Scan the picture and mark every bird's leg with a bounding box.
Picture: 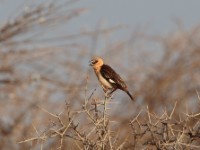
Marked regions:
[102,85,109,99]
[102,85,107,93]
[108,88,117,97]
[104,89,110,99]
[105,90,110,99]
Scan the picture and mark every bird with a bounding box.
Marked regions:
[89,57,134,101]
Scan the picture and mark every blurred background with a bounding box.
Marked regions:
[1,0,200,149]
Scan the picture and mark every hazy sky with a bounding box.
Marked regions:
[79,0,200,34]
[0,0,200,35]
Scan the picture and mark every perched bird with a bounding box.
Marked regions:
[89,57,134,101]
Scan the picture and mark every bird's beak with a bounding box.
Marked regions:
[89,60,93,66]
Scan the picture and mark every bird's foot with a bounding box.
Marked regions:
[105,92,114,99]
[104,91,110,99]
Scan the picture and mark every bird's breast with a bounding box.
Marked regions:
[96,72,113,89]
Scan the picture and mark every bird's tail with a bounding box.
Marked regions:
[126,90,134,101]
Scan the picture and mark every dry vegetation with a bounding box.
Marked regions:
[0,0,200,149]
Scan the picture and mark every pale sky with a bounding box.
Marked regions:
[0,0,200,35]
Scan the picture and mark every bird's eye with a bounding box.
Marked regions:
[91,60,98,64]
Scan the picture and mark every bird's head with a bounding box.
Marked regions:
[89,57,104,69]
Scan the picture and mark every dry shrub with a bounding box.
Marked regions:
[0,0,200,149]
[18,94,200,150]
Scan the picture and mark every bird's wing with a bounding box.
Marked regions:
[101,64,127,89]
